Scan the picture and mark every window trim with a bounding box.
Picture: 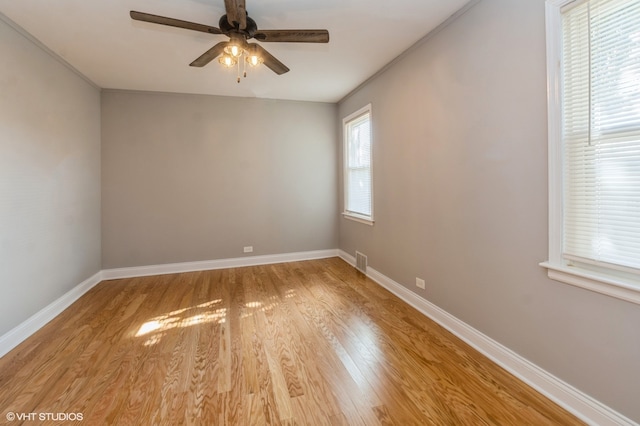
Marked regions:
[541,0,640,305]
[342,104,374,226]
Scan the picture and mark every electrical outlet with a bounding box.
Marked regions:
[243,246,253,253]
[416,278,426,289]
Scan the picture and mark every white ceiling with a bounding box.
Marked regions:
[0,0,469,103]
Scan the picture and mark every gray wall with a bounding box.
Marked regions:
[3,1,637,421]
[338,0,640,422]
[0,16,101,336]
[101,91,338,268]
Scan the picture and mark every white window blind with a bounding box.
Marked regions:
[561,0,640,273]
[344,106,373,222]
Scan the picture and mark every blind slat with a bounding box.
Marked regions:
[562,0,640,272]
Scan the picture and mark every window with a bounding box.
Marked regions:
[343,104,373,225]
[543,0,640,304]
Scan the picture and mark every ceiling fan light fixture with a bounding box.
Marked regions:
[218,54,237,67]
[223,43,243,58]
[246,54,263,67]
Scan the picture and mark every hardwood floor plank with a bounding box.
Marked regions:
[243,392,267,426]
[255,268,306,399]
[240,268,265,397]
[265,265,350,421]
[270,265,393,425]
[0,258,584,425]
[246,312,282,425]
[261,321,295,423]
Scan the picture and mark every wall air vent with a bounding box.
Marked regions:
[355,251,367,274]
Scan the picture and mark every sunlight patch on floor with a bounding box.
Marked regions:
[134,299,226,345]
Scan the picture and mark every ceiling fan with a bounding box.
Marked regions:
[130,0,329,80]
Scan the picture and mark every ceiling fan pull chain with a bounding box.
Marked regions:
[237,57,241,83]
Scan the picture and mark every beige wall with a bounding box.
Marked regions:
[0,16,101,336]
[101,91,338,268]
[338,0,640,421]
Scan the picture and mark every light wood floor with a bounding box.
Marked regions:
[0,258,583,425]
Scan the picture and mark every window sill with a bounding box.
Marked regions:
[342,212,374,226]
[540,261,640,305]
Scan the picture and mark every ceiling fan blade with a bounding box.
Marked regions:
[251,44,289,75]
[224,0,247,30]
[190,42,228,67]
[253,30,329,43]
[130,11,222,35]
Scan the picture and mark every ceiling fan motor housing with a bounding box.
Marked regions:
[219,14,258,38]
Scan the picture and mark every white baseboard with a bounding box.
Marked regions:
[338,250,637,426]
[0,271,103,358]
[101,249,339,280]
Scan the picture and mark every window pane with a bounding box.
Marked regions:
[348,118,371,169]
[562,0,640,272]
[347,168,372,216]
[344,107,372,220]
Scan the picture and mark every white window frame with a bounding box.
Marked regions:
[342,104,374,225]
[541,0,640,305]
